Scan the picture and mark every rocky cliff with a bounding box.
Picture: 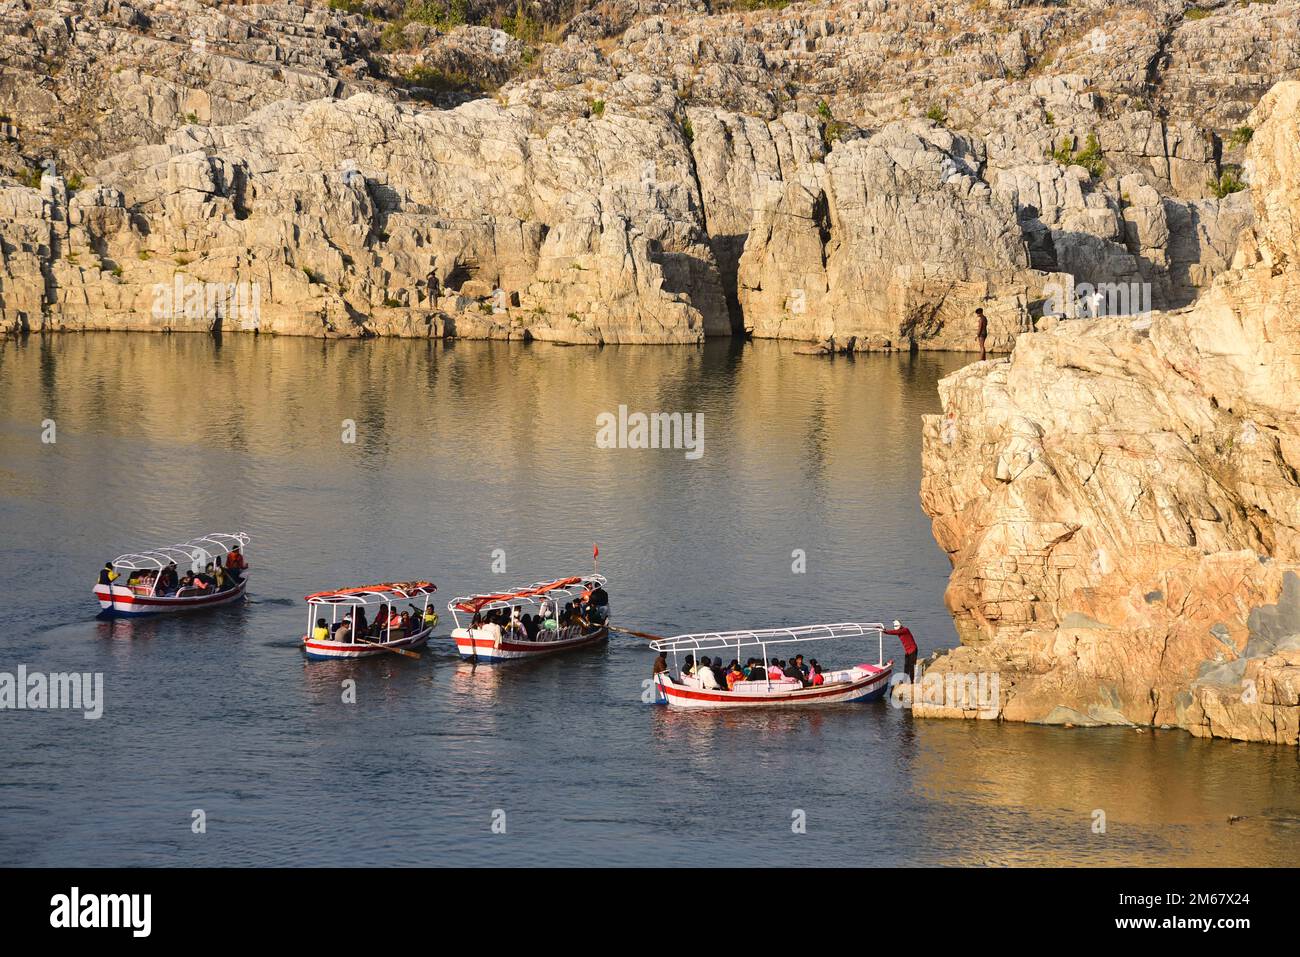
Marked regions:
[0,0,1294,343]
[918,81,1300,746]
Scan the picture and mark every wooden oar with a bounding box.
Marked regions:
[610,625,664,642]
[352,634,421,659]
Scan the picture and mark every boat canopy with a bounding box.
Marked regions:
[306,581,437,606]
[109,532,250,571]
[449,574,607,615]
[649,622,885,654]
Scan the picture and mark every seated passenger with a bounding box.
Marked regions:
[767,658,785,680]
[696,657,721,690]
[158,564,178,595]
[680,655,696,681]
[811,663,825,686]
[312,618,329,642]
[725,662,745,690]
[482,616,503,648]
[792,654,810,679]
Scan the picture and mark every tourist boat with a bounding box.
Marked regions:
[448,575,610,663]
[300,581,438,660]
[92,532,250,617]
[650,622,894,709]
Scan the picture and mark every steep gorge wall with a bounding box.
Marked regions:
[917,81,1300,745]
[0,0,1296,343]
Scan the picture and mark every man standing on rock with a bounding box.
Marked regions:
[885,619,918,681]
[975,307,988,360]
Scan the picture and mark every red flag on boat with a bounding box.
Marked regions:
[593,543,599,559]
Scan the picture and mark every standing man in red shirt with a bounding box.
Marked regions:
[884,619,918,680]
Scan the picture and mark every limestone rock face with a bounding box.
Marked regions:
[1,91,717,341]
[1,1,1297,343]
[737,121,1040,350]
[917,81,1300,745]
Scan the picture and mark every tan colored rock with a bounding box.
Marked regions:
[917,81,1300,745]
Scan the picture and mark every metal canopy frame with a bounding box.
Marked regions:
[304,582,438,645]
[447,574,607,625]
[651,622,887,679]
[306,582,438,608]
[110,532,250,572]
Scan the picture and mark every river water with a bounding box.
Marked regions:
[1,333,1297,866]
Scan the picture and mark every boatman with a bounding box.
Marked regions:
[98,562,118,587]
[225,546,247,582]
[884,620,918,681]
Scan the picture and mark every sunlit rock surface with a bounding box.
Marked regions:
[918,82,1300,745]
[1,0,1297,343]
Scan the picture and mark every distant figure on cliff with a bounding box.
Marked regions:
[975,308,988,360]
[885,620,918,680]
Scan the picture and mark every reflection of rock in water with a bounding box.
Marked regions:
[907,721,1297,866]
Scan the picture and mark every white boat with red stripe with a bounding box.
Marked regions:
[92,532,250,617]
[650,623,894,710]
[301,581,438,660]
[448,574,610,663]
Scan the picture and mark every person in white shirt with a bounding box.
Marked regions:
[696,656,721,690]
[482,617,504,649]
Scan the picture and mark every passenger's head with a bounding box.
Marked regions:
[794,654,804,665]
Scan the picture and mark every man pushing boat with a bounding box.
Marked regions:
[884,620,918,680]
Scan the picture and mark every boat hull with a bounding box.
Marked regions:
[93,579,248,617]
[654,662,893,709]
[453,624,609,663]
[301,625,434,660]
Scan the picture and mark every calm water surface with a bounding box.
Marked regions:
[1,333,1297,866]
